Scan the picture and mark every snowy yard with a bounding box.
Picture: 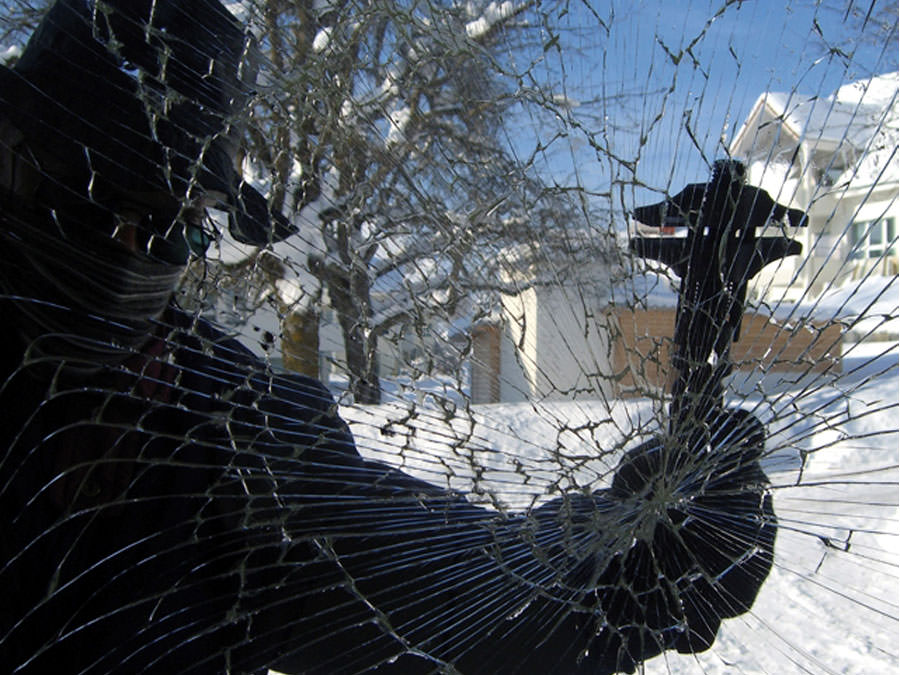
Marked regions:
[339,340,899,674]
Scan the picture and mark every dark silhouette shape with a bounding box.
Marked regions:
[1,0,295,253]
[1,4,777,673]
[630,160,807,429]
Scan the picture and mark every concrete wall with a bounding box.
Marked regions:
[472,300,844,403]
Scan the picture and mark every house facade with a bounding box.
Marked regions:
[473,74,899,405]
[729,72,898,303]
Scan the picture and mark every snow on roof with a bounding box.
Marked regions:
[757,73,897,150]
[767,275,898,336]
[609,271,679,309]
[735,72,898,187]
[835,73,899,108]
[610,270,897,342]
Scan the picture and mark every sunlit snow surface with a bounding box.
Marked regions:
[332,341,899,675]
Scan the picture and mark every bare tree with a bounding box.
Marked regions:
[234,0,596,403]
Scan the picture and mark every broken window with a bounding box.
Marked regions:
[1,1,897,674]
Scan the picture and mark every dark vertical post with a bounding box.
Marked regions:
[630,159,807,441]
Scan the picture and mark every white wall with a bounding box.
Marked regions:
[533,283,614,400]
[497,279,614,402]
[499,286,536,402]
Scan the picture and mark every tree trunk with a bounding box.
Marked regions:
[340,316,381,405]
[282,307,320,379]
[321,263,382,405]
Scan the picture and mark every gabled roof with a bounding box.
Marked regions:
[731,72,898,188]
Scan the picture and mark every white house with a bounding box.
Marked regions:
[470,243,618,404]
[729,72,899,302]
[471,74,900,404]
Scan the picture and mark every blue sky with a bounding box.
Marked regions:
[2,0,894,216]
[509,0,898,212]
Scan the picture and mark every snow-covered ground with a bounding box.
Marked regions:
[655,347,899,674]
[338,340,899,674]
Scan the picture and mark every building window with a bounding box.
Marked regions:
[851,217,897,259]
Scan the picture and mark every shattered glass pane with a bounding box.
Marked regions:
[1,1,896,673]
